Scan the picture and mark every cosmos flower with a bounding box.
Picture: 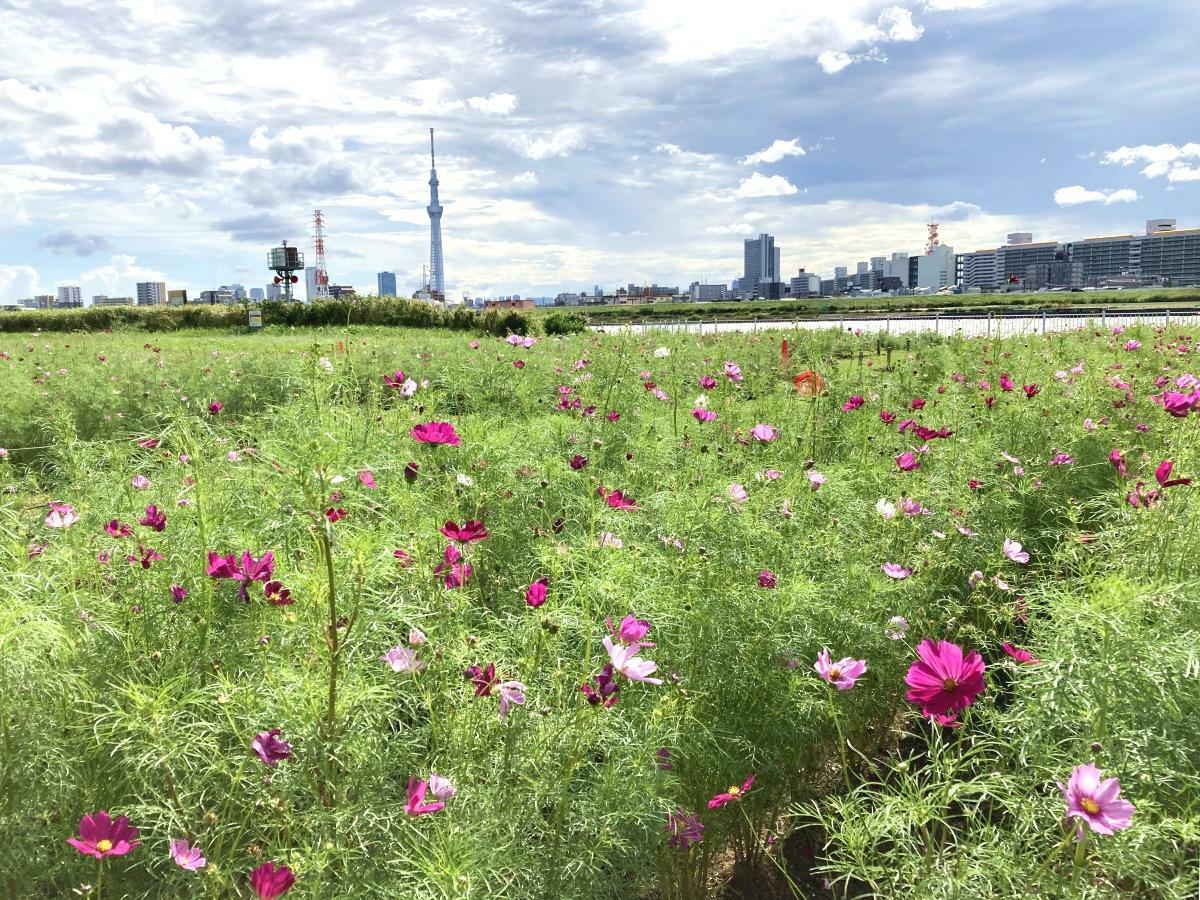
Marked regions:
[728,483,749,503]
[749,423,778,442]
[45,502,79,529]
[497,681,527,719]
[428,772,456,800]
[598,486,638,510]
[105,520,133,538]
[603,636,663,684]
[358,470,377,489]
[440,519,490,543]
[723,361,743,382]
[251,728,293,767]
[904,639,986,725]
[434,544,472,588]
[699,375,717,389]
[67,811,140,859]
[807,470,826,490]
[692,408,717,422]
[1001,642,1038,664]
[708,774,755,809]
[410,422,462,446]
[250,862,295,899]
[170,584,188,603]
[885,616,909,640]
[1059,763,1135,837]
[581,664,621,708]
[665,808,705,850]
[169,839,206,871]
[895,451,920,472]
[876,499,896,520]
[1003,539,1030,564]
[881,562,912,580]
[813,649,867,690]
[841,395,865,412]
[758,569,777,588]
[207,401,223,416]
[139,505,166,532]
[263,581,293,606]
[405,778,446,816]
[525,577,549,608]
[1155,459,1192,489]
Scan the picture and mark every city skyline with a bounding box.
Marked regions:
[2,0,1199,305]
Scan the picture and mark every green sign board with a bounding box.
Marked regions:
[247,308,263,330]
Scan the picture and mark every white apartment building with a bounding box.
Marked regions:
[136,281,167,305]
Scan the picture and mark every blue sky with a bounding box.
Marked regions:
[1,0,1198,303]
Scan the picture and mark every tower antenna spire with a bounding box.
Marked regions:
[426,128,445,302]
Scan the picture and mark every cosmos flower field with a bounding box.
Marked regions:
[0,324,1197,899]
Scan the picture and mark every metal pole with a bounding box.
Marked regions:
[1101,309,1106,329]
[885,315,890,334]
[1042,310,1046,335]
[935,313,939,334]
[1166,309,1171,328]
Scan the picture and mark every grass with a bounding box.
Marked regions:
[0,324,1197,898]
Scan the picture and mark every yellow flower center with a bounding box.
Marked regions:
[1080,797,1100,815]
[727,786,741,796]
[828,667,842,680]
[942,678,959,691]
[96,839,113,853]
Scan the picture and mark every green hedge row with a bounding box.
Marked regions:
[0,298,565,336]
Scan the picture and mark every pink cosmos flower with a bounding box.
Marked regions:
[1022,383,1040,398]
[881,562,911,579]
[968,570,984,588]
[814,649,867,690]
[252,728,293,767]
[1003,538,1030,564]
[905,639,986,725]
[139,505,166,532]
[410,421,462,445]
[170,584,188,603]
[440,519,489,543]
[758,569,777,588]
[358,470,377,489]
[581,663,621,708]
[207,401,223,416]
[895,451,920,472]
[841,395,865,412]
[603,635,663,684]
[609,614,652,646]
[1109,449,1128,477]
[383,370,407,389]
[598,486,638,510]
[251,862,295,899]
[1059,763,1135,837]
[692,408,716,422]
[170,839,206,871]
[999,373,1015,392]
[126,545,163,569]
[381,645,426,672]
[45,502,79,528]
[750,423,778,442]
[1049,452,1074,466]
[68,811,140,859]
[759,468,782,481]
[465,663,498,697]
[723,361,743,382]
[263,580,293,606]
[434,544,472,588]
[1155,459,1192,489]
[708,774,755,809]
[105,519,132,538]
[807,470,826,490]
[1001,642,1038,664]
[525,577,549,607]
[405,777,445,816]
[728,483,749,503]
[497,681,527,718]
[408,628,426,646]
[599,531,623,549]
[131,474,151,489]
[665,808,705,850]
[1123,339,1141,351]
[428,772,456,800]
[393,549,414,567]
[880,409,896,424]
[699,375,717,389]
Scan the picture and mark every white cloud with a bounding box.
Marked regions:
[742,138,806,165]
[467,92,518,115]
[1053,185,1140,206]
[818,50,855,74]
[733,172,800,199]
[705,222,757,235]
[512,171,538,187]
[0,265,40,303]
[879,7,924,41]
[511,126,586,160]
[80,254,167,288]
[923,0,987,9]
[249,125,343,165]
[1102,142,1200,182]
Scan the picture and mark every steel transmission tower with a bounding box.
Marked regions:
[312,209,331,299]
[426,129,445,300]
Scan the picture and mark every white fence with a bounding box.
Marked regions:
[595,309,1200,338]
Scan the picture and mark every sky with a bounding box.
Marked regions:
[2,0,1199,304]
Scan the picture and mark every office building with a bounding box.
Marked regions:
[1007,233,1033,246]
[200,289,235,304]
[789,270,820,298]
[1000,241,1060,287]
[961,248,1001,291]
[168,289,188,306]
[136,281,168,306]
[834,266,848,279]
[266,284,283,301]
[92,295,133,307]
[56,285,82,308]
[378,271,397,297]
[221,284,246,301]
[689,282,728,301]
[249,288,265,302]
[744,234,780,293]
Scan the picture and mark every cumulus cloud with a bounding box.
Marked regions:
[0,265,40,303]
[1053,185,1140,206]
[249,126,343,166]
[818,50,855,74]
[705,222,757,235]
[1102,142,1200,182]
[80,255,166,288]
[878,7,924,41]
[38,231,112,257]
[212,214,297,243]
[467,92,519,115]
[742,139,805,166]
[732,172,800,199]
[510,126,586,160]
[513,171,539,187]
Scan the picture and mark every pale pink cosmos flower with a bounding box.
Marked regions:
[968,570,984,588]
[814,649,867,690]
[599,531,623,549]
[876,498,896,520]
[992,574,1011,592]
[170,839,206,871]
[381,645,426,673]
[806,470,826,490]
[603,636,663,684]
[780,499,794,518]
[881,562,911,580]
[408,628,427,646]
[728,483,749,503]
[131,475,151,489]
[757,468,783,481]
[1059,763,1135,838]
[1003,539,1029,564]
[749,423,778,443]
[428,772,456,800]
[45,502,79,529]
[497,681,526,719]
[885,616,909,640]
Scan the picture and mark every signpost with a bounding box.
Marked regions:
[248,308,263,330]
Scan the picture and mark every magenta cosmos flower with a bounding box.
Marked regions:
[692,408,716,422]
[525,577,549,607]
[434,544,472,588]
[252,728,293,767]
[708,773,755,809]
[170,839,206,871]
[67,811,140,859]
[749,423,778,442]
[405,777,446,816]
[905,639,986,725]
[440,519,489,543]
[410,421,462,445]
[895,451,921,472]
[1059,763,1135,837]
[757,569,777,588]
[664,808,705,850]
[580,663,621,708]
[598,486,638,509]
[814,649,867,690]
[1001,642,1038,664]
[841,395,864,412]
[250,861,295,899]
[1155,459,1192,489]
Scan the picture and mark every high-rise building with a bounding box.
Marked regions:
[136,281,167,306]
[789,270,820,298]
[856,261,869,275]
[427,128,445,299]
[689,282,728,301]
[743,234,780,292]
[916,244,956,289]
[834,266,848,279]
[168,289,188,305]
[55,285,82,307]
[1000,241,1060,287]
[266,284,283,301]
[1007,233,1033,246]
[1146,219,1176,234]
[961,249,1001,291]
[377,271,397,297]
[249,288,265,302]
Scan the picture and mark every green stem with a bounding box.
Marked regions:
[826,690,852,793]
[738,805,808,899]
[1027,826,1077,889]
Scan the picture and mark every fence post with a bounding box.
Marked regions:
[987,311,992,339]
[935,313,939,334]
[1042,310,1047,335]
[1166,309,1171,328]
[885,315,890,334]
[1101,309,1106,329]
